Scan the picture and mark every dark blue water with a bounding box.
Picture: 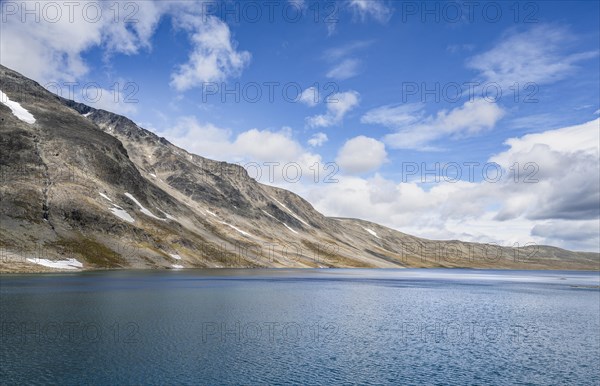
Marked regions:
[1,269,599,385]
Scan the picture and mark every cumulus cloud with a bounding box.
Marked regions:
[306,90,360,128]
[308,132,328,147]
[170,15,251,92]
[531,221,600,252]
[493,119,599,160]
[0,1,164,83]
[232,128,307,162]
[299,118,600,251]
[163,117,295,161]
[161,117,233,157]
[305,175,491,241]
[336,136,387,174]
[489,119,600,221]
[377,98,505,149]
[0,1,251,94]
[82,86,138,115]
[158,117,321,184]
[299,87,319,107]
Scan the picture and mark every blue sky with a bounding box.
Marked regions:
[1,0,599,251]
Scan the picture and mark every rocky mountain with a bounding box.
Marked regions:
[1,65,598,272]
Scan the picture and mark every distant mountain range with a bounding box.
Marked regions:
[1,65,598,272]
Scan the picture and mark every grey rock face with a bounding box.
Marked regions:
[1,65,598,272]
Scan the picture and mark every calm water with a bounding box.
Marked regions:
[1,269,599,385]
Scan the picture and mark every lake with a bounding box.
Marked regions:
[1,269,599,385]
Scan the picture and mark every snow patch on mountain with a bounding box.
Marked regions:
[109,205,135,223]
[363,227,381,239]
[270,196,310,227]
[220,221,252,237]
[0,90,35,124]
[261,209,277,220]
[27,258,83,270]
[124,193,162,220]
[99,192,113,202]
[156,207,177,221]
[284,223,299,234]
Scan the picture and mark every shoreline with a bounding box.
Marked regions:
[2,266,600,275]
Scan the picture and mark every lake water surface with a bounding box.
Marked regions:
[1,269,599,385]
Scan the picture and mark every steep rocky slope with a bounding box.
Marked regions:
[1,65,598,272]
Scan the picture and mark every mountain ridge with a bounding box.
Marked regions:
[1,64,598,272]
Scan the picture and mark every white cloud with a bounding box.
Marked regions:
[336,136,387,174]
[306,90,360,128]
[0,1,164,83]
[162,117,301,162]
[531,220,600,252]
[305,175,498,243]
[380,98,505,149]
[347,0,393,23]
[308,132,328,147]
[489,118,600,221]
[361,103,423,127]
[163,117,233,158]
[232,128,306,162]
[81,87,138,115]
[323,41,372,81]
[324,40,374,62]
[299,119,600,251]
[158,117,322,184]
[467,25,598,87]
[493,119,599,160]
[0,2,251,94]
[326,58,361,80]
[170,15,251,92]
[299,87,319,107]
